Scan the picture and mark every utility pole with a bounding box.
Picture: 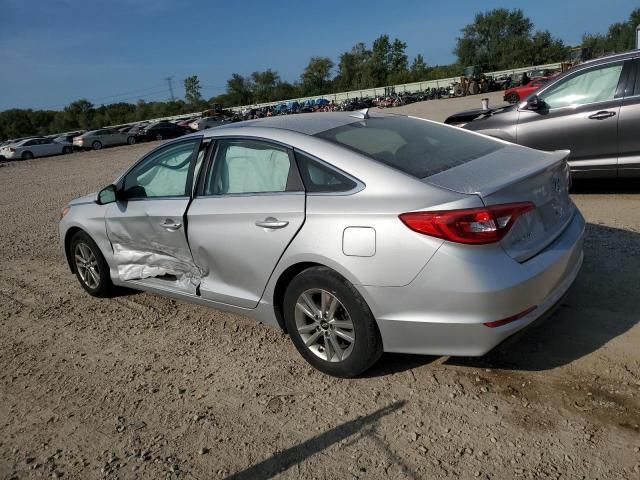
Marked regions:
[165,76,175,101]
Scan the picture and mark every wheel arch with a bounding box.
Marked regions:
[64,226,92,273]
[272,261,323,332]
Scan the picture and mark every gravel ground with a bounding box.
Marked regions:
[1,99,639,480]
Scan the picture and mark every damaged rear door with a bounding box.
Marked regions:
[105,138,203,292]
[187,138,305,308]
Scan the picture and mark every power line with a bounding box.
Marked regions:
[37,83,171,110]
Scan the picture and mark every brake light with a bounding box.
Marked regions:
[399,202,535,244]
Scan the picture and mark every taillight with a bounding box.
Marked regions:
[399,202,535,245]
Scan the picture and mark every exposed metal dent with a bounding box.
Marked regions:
[111,241,205,287]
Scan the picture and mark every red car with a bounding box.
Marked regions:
[503,77,551,104]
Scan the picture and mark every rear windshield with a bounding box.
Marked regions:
[314,116,501,178]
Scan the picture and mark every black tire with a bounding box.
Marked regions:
[127,136,136,145]
[155,134,163,141]
[62,146,72,154]
[506,92,519,104]
[283,266,383,377]
[92,141,102,150]
[70,231,115,298]
[21,151,33,160]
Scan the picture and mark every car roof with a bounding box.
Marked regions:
[580,48,640,66]
[212,111,395,136]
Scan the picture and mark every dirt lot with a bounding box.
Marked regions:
[1,99,639,480]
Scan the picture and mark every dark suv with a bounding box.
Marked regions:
[445,50,640,178]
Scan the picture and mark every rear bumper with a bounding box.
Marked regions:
[361,211,585,356]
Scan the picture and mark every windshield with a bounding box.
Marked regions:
[314,116,501,179]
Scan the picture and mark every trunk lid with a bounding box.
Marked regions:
[425,144,574,262]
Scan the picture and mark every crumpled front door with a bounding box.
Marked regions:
[105,198,203,293]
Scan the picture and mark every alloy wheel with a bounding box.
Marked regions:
[294,289,355,362]
[74,242,100,289]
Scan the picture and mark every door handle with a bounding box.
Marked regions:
[255,217,289,229]
[161,219,182,231]
[588,111,616,120]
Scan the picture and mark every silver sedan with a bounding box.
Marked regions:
[59,112,585,377]
[73,128,136,150]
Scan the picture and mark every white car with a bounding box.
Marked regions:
[0,137,73,160]
[188,117,226,131]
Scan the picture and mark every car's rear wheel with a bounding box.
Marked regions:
[506,92,519,104]
[127,136,136,145]
[283,266,383,377]
[70,231,115,297]
[155,134,163,141]
[92,141,102,150]
[21,151,33,160]
[62,146,72,154]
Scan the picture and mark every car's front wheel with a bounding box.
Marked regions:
[92,141,102,150]
[127,136,136,145]
[506,92,519,104]
[283,266,383,377]
[70,231,115,297]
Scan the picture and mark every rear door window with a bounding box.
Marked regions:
[205,140,294,195]
[315,116,501,178]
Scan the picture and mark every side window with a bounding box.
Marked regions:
[123,140,197,199]
[295,151,357,193]
[205,140,292,195]
[539,63,623,108]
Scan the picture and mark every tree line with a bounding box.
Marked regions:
[1,7,638,140]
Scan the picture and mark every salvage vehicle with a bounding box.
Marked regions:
[503,76,551,103]
[444,50,640,178]
[73,128,137,150]
[139,121,187,141]
[1,136,73,160]
[188,116,226,131]
[54,131,85,145]
[60,111,584,377]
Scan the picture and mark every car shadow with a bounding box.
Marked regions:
[224,400,407,480]
[362,353,438,378]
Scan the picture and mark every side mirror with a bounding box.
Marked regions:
[526,95,544,111]
[97,184,119,205]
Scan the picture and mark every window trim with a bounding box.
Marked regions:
[524,59,626,112]
[116,136,203,201]
[293,148,364,196]
[631,58,640,97]
[196,136,303,198]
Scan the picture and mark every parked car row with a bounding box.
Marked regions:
[0,115,234,161]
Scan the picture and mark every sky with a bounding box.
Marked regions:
[0,0,636,111]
